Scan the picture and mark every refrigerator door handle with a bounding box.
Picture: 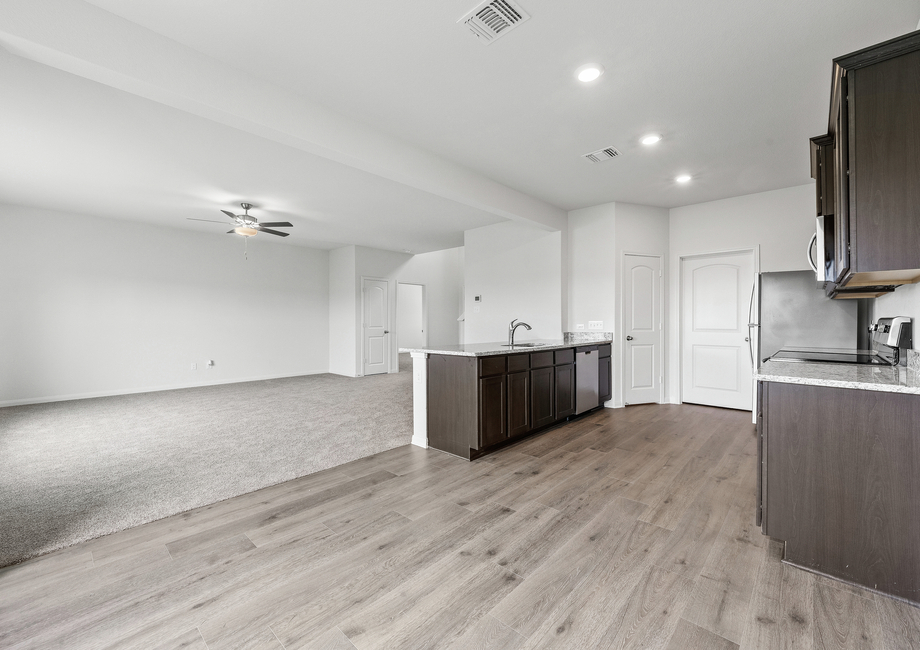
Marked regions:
[747,279,757,368]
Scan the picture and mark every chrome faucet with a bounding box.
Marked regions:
[508,319,532,346]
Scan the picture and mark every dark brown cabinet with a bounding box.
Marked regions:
[530,365,555,429]
[598,344,612,402]
[507,370,530,437]
[812,32,920,298]
[554,363,575,418]
[759,381,920,604]
[427,343,611,460]
[478,374,506,448]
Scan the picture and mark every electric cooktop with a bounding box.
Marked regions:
[768,347,892,366]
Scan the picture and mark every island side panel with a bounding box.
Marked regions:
[765,381,920,603]
[427,354,478,460]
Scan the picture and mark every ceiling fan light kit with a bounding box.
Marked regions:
[187,202,294,238]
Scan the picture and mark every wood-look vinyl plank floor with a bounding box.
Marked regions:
[1,404,913,650]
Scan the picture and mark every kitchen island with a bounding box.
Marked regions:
[754,359,920,605]
[402,340,611,460]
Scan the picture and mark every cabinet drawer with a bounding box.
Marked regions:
[598,344,611,358]
[531,351,554,369]
[555,348,575,365]
[507,353,530,372]
[479,355,506,377]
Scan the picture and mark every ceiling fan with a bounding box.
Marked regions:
[188,203,293,237]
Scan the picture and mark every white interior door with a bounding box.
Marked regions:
[681,251,755,410]
[397,283,426,350]
[623,254,662,405]
[363,278,389,376]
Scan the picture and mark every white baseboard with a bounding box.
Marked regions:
[0,370,327,408]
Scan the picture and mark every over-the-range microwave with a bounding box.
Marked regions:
[807,215,834,284]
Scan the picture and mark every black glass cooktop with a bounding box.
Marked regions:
[769,347,892,366]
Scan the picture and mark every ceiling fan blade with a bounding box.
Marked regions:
[220,210,238,219]
[257,227,290,237]
[257,221,293,228]
[188,218,234,224]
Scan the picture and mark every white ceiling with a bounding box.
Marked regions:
[1,0,918,252]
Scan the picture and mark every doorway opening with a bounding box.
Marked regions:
[397,283,426,372]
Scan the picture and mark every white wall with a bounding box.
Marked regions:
[616,203,670,405]
[667,184,815,403]
[354,246,413,374]
[567,202,617,331]
[875,284,920,349]
[397,248,464,349]
[567,201,669,406]
[396,284,425,349]
[0,203,329,405]
[328,245,464,376]
[464,222,563,344]
[328,245,357,376]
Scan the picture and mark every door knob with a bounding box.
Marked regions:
[626,335,633,341]
[384,330,390,334]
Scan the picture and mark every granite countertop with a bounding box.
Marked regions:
[756,359,920,395]
[399,339,611,358]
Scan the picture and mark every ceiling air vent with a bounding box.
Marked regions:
[583,147,622,163]
[458,0,531,45]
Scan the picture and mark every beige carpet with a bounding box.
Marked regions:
[0,355,414,567]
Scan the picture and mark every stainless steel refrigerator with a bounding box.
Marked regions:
[753,270,869,367]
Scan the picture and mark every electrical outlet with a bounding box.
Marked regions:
[474,305,480,313]
[588,321,603,330]
[190,363,197,370]
[576,323,585,330]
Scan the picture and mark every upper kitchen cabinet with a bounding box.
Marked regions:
[817,31,920,297]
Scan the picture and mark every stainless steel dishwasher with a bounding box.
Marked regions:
[575,347,599,414]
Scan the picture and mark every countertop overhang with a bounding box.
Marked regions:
[756,359,920,395]
[399,339,611,358]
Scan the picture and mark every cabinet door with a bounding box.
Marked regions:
[598,356,611,403]
[479,375,506,449]
[851,49,920,275]
[531,366,555,429]
[507,370,531,437]
[833,74,851,284]
[555,363,575,419]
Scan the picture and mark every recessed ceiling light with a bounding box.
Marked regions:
[576,64,604,82]
[675,174,692,183]
[641,134,662,145]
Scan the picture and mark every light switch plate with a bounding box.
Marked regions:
[588,321,603,330]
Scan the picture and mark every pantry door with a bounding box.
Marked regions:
[681,250,755,410]
[623,254,662,405]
